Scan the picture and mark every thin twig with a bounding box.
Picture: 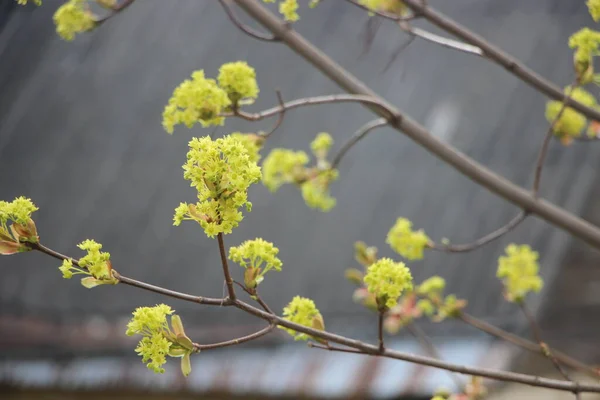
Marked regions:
[31,244,600,393]
[233,280,275,314]
[382,34,416,73]
[399,24,482,57]
[308,342,365,354]
[94,0,137,24]
[331,118,388,169]
[218,0,280,42]
[532,83,577,197]
[378,310,385,352]
[231,0,600,250]
[194,323,275,351]
[261,89,286,138]
[519,303,581,399]
[400,0,600,123]
[217,233,236,301]
[407,323,464,390]
[428,211,527,253]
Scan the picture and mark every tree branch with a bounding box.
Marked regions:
[29,243,600,393]
[218,0,280,42]
[400,0,600,123]
[231,0,600,251]
[458,312,599,379]
[194,323,275,351]
[94,0,137,24]
[331,118,388,169]
[519,302,581,399]
[217,233,237,301]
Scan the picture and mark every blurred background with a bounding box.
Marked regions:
[1,0,600,399]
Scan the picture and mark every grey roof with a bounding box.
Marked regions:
[0,0,598,359]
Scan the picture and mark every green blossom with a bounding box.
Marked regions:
[230,132,264,163]
[262,148,309,191]
[310,132,333,160]
[229,238,282,289]
[0,197,38,226]
[17,0,42,5]
[589,0,600,21]
[386,218,429,260]
[0,197,39,251]
[53,0,96,41]
[358,0,408,16]
[217,62,259,106]
[300,169,338,212]
[569,28,600,83]
[364,258,413,309]
[545,86,597,144]
[497,244,543,302]
[262,133,338,211]
[279,0,299,22]
[162,70,231,133]
[415,276,466,322]
[126,305,194,376]
[57,240,117,288]
[417,276,445,297]
[174,135,262,237]
[280,296,325,341]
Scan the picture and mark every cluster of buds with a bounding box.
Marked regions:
[0,197,39,255]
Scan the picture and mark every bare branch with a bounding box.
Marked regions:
[261,89,286,138]
[218,0,280,42]
[401,0,600,123]
[520,303,581,399]
[230,0,600,250]
[458,312,600,379]
[217,233,237,301]
[194,323,275,351]
[428,211,527,253]
[331,118,388,169]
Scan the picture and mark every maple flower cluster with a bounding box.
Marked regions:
[0,197,39,254]
[229,238,283,289]
[415,276,466,322]
[126,304,194,376]
[281,296,325,341]
[53,0,96,41]
[263,0,320,22]
[386,217,430,260]
[230,132,264,163]
[358,0,409,16]
[545,86,597,144]
[496,244,543,302]
[59,239,118,288]
[363,258,413,309]
[262,132,338,211]
[17,0,42,5]
[173,135,261,237]
[163,62,259,133]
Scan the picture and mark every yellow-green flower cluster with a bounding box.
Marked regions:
[53,0,96,41]
[0,197,39,254]
[217,62,259,105]
[497,244,543,302]
[163,70,231,133]
[0,197,38,227]
[17,0,42,5]
[262,148,309,191]
[163,62,260,133]
[300,169,338,211]
[59,239,118,288]
[262,133,338,212]
[545,86,597,144]
[386,217,429,261]
[174,135,261,238]
[126,305,194,376]
[229,238,282,289]
[281,296,325,341]
[310,132,333,160]
[358,0,409,16]
[415,276,466,322]
[569,28,600,83]
[230,132,264,163]
[589,0,600,21]
[364,258,413,309]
